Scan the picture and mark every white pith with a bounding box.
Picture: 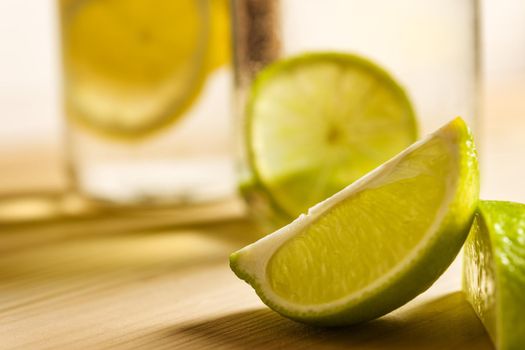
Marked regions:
[234,128,460,315]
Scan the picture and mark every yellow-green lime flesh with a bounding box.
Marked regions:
[231,117,479,326]
[463,200,525,350]
[246,52,417,220]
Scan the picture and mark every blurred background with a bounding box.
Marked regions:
[0,0,524,199]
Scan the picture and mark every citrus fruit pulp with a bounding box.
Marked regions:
[245,52,417,220]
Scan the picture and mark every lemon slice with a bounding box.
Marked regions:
[244,52,417,221]
[463,201,525,350]
[231,118,479,326]
[61,0,210,139]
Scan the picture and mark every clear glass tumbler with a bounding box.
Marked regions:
[58,0,234,205]
[232,0,480,227]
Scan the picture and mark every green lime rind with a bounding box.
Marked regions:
[244,52,418,221]
[463,200,525,350]
[232,117,478,326]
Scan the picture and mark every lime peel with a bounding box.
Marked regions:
[463,200,525,350]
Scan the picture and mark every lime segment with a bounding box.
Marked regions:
[231,118,479,326]
[463,201,525,350]
[246,52,417,218]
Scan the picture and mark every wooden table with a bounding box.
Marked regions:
[0,194,493,349]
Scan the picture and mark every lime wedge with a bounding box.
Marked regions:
[231,118,479,326]
[463,201,525,349]
[245,52,417,220]
[61,0,227,139]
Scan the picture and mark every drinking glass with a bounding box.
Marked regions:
[232,0,480,227]
[58,0,234,205]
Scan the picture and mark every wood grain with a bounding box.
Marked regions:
[0,201,492,350]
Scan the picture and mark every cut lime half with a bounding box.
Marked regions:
[231,118,479,326]
[463,200,525,350]
[246,52,417,219]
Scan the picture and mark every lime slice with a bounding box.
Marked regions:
[246,52,417,219]
[231,118,479,326]
[463,201,525,349]
[60,0,210,139]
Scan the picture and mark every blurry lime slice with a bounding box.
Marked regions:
[463,201,525,349]
[246,52,417,219]
[231,118,479,326]
[61,0,209,139]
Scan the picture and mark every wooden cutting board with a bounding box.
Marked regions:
[0,197,493,349]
